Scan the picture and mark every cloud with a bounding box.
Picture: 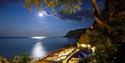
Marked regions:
[0,0,21,3]
[58,10,94,21]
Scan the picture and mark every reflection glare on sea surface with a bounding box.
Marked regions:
[31,37,47,59]
[31,36,46,40]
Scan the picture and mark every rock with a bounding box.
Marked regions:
[64,29,86,39]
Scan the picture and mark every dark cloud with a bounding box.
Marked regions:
[58,10,93,21]
[0,0,23,8]
[0,0,22,4]
[56,0,104,21]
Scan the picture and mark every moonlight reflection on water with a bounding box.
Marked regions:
[31,37,47,59]
[0,37,76,59]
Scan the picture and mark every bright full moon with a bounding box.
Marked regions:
[38,12,44,17]
[38,11,48,17]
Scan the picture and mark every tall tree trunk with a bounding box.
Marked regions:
[91,0,112,32]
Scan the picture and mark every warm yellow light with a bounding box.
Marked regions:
[87,44,91,48]
[81,44,86,47]
[79,44,91,48]
[91,46,96,53]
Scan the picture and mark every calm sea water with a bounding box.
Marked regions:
[0,37,76,59]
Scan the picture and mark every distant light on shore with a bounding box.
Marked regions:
[31,36,46,39]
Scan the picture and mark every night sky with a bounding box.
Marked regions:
[0,0,104,37]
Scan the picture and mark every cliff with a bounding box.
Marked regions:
[64,29,86,39]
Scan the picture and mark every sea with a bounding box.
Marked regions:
[0,37,76,59]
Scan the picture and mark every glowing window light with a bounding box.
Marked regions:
[91,46,96,53]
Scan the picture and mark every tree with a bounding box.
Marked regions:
[24,0,125,63]
[12,53,32,63]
